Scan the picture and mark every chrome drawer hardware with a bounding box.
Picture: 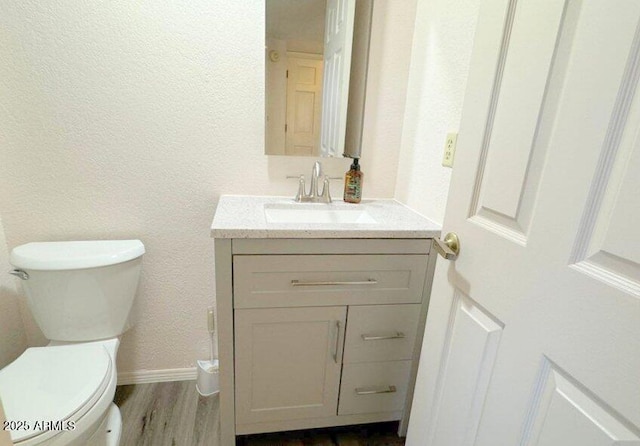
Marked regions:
[9,269,29,280]
[333,321,342,363]
[434,232,460,260]
[291,279,377,287]
[355,385,397,395]
[361,332,405,341]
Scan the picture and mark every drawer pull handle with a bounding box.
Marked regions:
[333,321,343,363]
[361,332,406,341]
[291,279,377,287]
[355,385,397,395]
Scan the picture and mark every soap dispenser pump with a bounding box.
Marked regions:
[343,158,363,203]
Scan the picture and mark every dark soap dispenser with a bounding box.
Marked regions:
[343,158,363,203]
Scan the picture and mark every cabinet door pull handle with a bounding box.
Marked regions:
[332,321,342,363]
[361,332,405,341]
[355,385,397,395]
[291,279,377,287]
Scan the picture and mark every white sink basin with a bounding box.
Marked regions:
[264,203,377,225]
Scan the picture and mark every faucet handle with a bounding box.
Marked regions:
[321,176,332,203]
[295,175,306,202]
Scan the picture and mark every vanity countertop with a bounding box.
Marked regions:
[211,195,441,239]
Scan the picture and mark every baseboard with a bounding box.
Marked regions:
[117,367,197,385]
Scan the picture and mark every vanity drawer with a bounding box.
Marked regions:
[338,361,412,416]
[233,254,428,308]
[343,304,421,363]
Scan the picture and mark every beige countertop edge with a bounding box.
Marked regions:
[210,228,442,239]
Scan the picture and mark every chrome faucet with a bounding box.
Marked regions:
[291,161,332,203]
[309,161,322,199]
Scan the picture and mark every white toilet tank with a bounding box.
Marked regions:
[10,240,145,342]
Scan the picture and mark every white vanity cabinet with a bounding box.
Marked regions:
[214,238,437,444]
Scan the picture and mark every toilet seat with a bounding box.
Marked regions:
[0,343,112,444]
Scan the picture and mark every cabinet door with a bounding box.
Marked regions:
[235,306,346,425]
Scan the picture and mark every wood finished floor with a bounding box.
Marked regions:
[115,381,219,446]
[114,381,405,446]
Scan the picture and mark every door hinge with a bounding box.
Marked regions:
[286,70,289,78]
[285,123,288,132]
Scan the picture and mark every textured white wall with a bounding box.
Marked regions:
[0,0,413,374]
[0,215,27,368]
[394,0,481,224]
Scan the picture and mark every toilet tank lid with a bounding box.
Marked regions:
[10,240,145,270]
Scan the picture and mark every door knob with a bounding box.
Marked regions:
[434,232,460,260]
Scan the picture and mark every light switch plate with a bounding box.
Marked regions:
[442,133,458,168]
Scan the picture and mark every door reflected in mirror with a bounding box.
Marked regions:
[265,0,373,158]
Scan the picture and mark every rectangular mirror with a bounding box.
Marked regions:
[265,0,373,158]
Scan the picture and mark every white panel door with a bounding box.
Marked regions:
[408,1,640,445]
[320,0,356,157]
[285,55,323,156]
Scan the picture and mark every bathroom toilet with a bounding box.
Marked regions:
[0,240,145,445]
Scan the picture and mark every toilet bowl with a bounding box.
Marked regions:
[0,340,120,445]
[1,240,145,445]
